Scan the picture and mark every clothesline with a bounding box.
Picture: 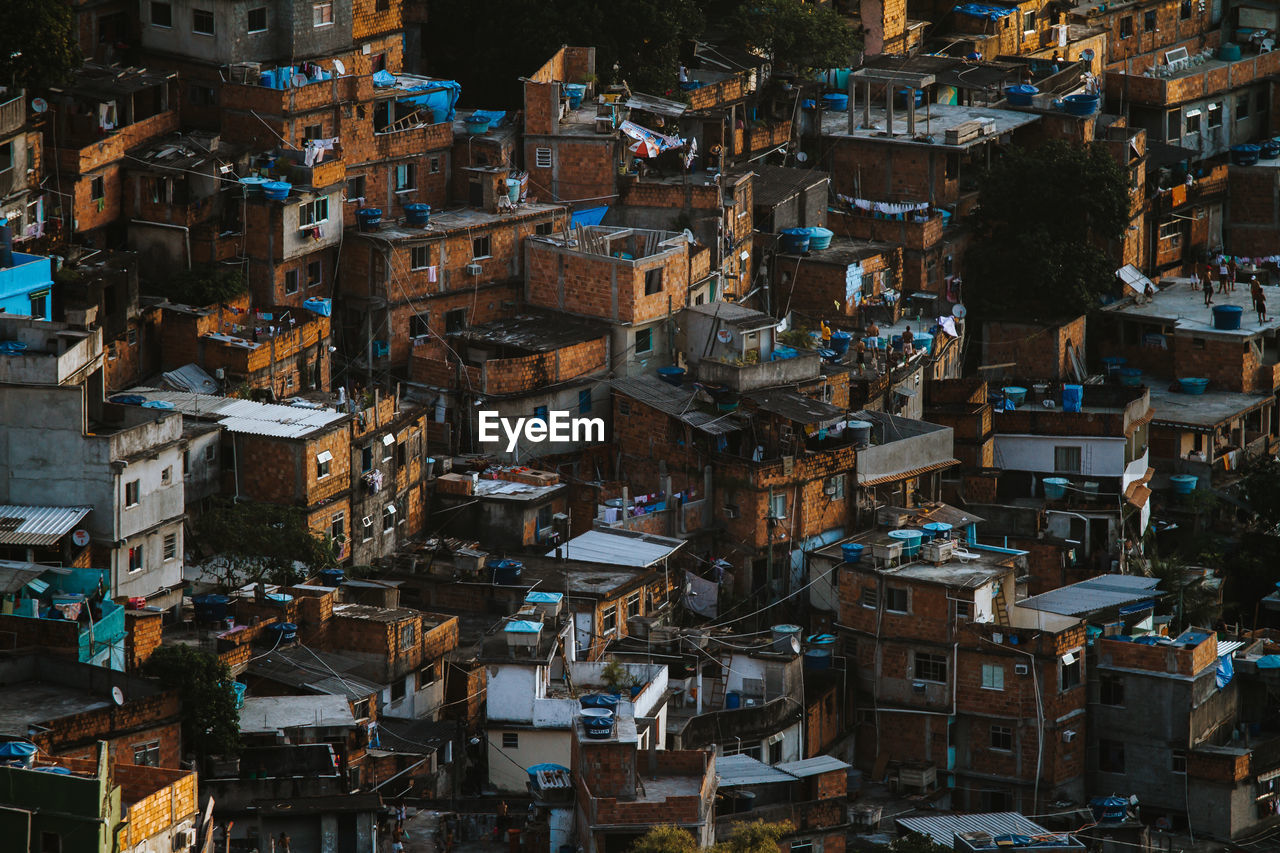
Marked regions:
[837,193,931,215]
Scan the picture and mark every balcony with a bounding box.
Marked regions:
[1153,164,1229,211]
[1105,48,1280,107]
[0,316,101,386]
[222,74,372,117]
[685,70,750,111]
[0,91,23,138]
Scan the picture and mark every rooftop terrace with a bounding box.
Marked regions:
[1104,279,1280,337]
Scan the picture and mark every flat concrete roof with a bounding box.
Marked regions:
[239,695,356,734]
[1148,385,1274,429]
[1103,279,1280,337]
[819,103,1040,148]
[0,683,110,735]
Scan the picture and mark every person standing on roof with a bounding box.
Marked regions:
[1203,274,1214,307]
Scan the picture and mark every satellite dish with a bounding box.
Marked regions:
[111,686,125,706]
[291,73,308,88]
[333,59,346,76]
[786,635,801,654]
[681,228,694,243]
[1081,49,1096,62]
[72,529,90,547]
[716,329,734,343]
[30,98,47,114]
[952,304,968,319]
[795,151,809,163]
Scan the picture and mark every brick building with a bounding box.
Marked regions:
[0,87,45,243]
[773,239,902,325]
[715,754,851,853]
[347,392,434,565]
[837,538,1088,811]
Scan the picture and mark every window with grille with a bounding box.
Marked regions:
[133,741,160,766]
[313,1,333,26]
[982,664,1004,690]
[502,732,519,748]
[990,725,1013,751]
[535,148,553,168]
[1053,445,1082,473]
[915,652,947,682]
[626,592,641,618]
[163,533,178,561]
[192,8,214,34]
[601,606,617,634]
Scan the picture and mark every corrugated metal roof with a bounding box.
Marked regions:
[248,647,384,700]
[748,389,845,425]
[716,754,797,787]
[0,506,92,546]
[1019,575,1162,617]
[127,388,348,439]
[857,458,960,487]
[1218,639,1245,657]
[547,529,685,567]
[774,755,851,778]
[612,375,746,435]
[896,812,1053,845]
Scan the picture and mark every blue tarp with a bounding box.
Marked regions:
[395,78,463,123]
[1258,654,1280,669]
[1118,599,1156,615]
[571,206,609,228]
[372,69,397,87]
[1216,653,1234,688]
[955,3,1017,18]
[470,110,507,127]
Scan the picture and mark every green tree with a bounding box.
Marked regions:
[1239,454,1280,534]
[191,499,337,590]
[0,0,81,92]
[715,820,794,853]
[146,263,247,307]
[889,835,950,853]
[633,826,700,853]
[724,0,860,71]
[966,141,1129,321]
[1147,555,1222,632]
[144,645,240,758]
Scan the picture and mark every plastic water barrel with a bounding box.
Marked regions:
[1089,796,1129,823]
[779,228,811,253]
[894,88,924,108]
[1232,144,1260,166]
[805,227,834,250]
[923,522,952,541]
[1213,305,1243,329]
[1061,93,1100,116]
[239,176,268,195]
[725,691,742,709]
[1170,474,1198,495]
[319,568,346,586]
[1002,386,1027,406]
[772,624,802,652]
[913,333,933,354]
[580,693,620,709]
[403,203,430,226]
[262,181,291,201]
[829,331,851,355]
[804,649,832,670]
[582,708,614,738]
[657,366,686,386]
[1063,384,1083,413]
[1264,139,1280,160]
[464,114,491,135]
[490,560,524,585]
[563,84,587,109]
[822,93,849,111]
[1005,84,1038,106]
[356,208,382,232]
[1044,477,1069,500]
[888,528,924,558]
[1179,377,1209,395]
[1219,42,1243,61]
[268,622,298,644]
[841,543,865,564]
[192,593,231,622]
[847,420,873,448]
[0,741,38,768]
[1117,367,1143,386]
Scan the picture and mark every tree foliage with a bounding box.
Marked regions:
[966,141,1129,321]
[1240,454,1280,533]
[150,263,247,308]
[144,645,240,758]
[632,821,794,853]
[723,0,860,71]
[889,835,951,853]
[191,498,337,590]
[0,0,81,92]
[1147,555,1222,632]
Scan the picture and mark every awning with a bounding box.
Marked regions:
[1118,599,1156,615]
[858,458,960,487]
[0,505,92,546]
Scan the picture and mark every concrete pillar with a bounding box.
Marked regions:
[863,80,872,129]
[907,89,916,135]
[886,84,895,136]
[848,74,856,135]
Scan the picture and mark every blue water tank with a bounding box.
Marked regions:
[725,691,742,709]
[804,649,832,671]
[1062,384,1084,413]
[192,594,231,623]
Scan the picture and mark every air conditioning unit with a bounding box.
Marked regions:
[1063,729,1077,743]
[172,829,194,851]
[362,516,373,527]
[1014,663,1029,676]
[465,263,483,275]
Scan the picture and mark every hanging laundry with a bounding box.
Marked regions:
[427,266,438,282]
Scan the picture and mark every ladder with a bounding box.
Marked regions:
[993,580,1011,626]
[707,650,733,710]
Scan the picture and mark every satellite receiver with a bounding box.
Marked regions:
[111,686,125,706]
[333,59,346,76]
[681,228,694,244]
[72,528,90,547]
[795,151,809,163]
[786,635,801,654]
[30,98,47,114]
[952,304,968,319]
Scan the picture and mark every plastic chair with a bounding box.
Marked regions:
[1262,38,1275,53]
[953,548,980,564]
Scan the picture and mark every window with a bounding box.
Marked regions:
[133,741,160,766]
[1060,652,1082,691]
[125,479,140,507]
[916,652,947,683]
[163,533,177,561]
[382,435,394,462]
[362,514,374,541]
[770,739,784,764]
[395,163,417,192]
[128,546,143,573]
[247,6,267,32]
[371,52,387,72]
[578,389,592,414]
[151,2,172,27]
[861,586,878,608]
[1208,101,1222,128]
[395,441,406,468]
[161,466,172,486]
[1099,738,1126,773]
[1053,445,1082,473]
[411,246,429,270]
[472,235,492,258]
[1171,748,1186,773]
[1119,15,1133,37]
[990,725,1013,751]
[770,492,787,519]
[982,664,1005,691]
[91,176,105,201]
[825,474,845,499]
[28,291,47,320]
[41,833,61,853]
[192,8,214,35]
[535,147,553,168]
[204,444,216,463]
[331,512,345,540]
[383,504,396,532]
[307,260,322,288]
[299,197,329,227]
[127,327,138,347]
[284,270,299,295]
[1180,0,1191,17]
[346,174,366,201]
[1143,9,1156,30]
[1158,220,1182,248]
[313,1,333,26]
[410,314,430,339]
[1238,94,1251,121]
[1099,673,1124,705]
[536,221,555,236]
[635,327,653,354]
[956,601,972,619]
[626,592,641,619]
[316,449,332,479]
[502,732,519,748]
[445,308,467,333]
[417,662,437,689]
[189,84,216,106]
[430,156,441,174]
[1185,109,1202,135]
[644,268,663,295]
[885,586,909,613]
[304,123,323,140]
[1023,10,1036,31]
[182,450,189,477]
[400,620,416,649]
[390,678,406,702]
[359,446,374,473]
[602,606,617,634]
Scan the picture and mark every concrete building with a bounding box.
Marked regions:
[0,316,186,607]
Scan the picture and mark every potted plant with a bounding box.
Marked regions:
[601,659,636,696]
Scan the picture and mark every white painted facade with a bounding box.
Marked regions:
[992,434,1128,477]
